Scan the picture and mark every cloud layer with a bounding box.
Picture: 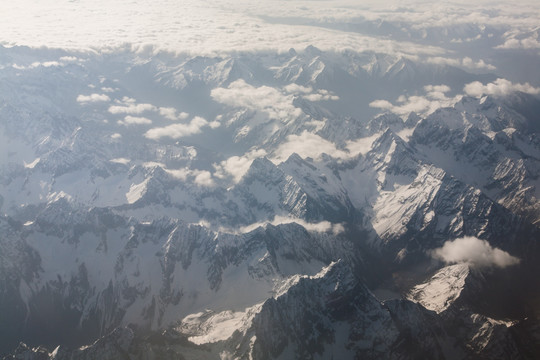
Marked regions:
[2,0,538,61]
[431,236,520,268]
[463,78,540,97]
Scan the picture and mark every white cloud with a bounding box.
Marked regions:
[121,96,136,103]
[110,133,122,140]
[109,157,130,165]
[211,80,302,123]
[283,84,339,101]
[59,56,79,62]
[302,92,339,102]
[158,107,189,121]
[431,236,520,268]
[426,56,496,71]
[424,85,450,93]
[144,116,209,140]
[283,84,313,94]
[370,84,462,118]
[272,131,348,163]
[214,148,267,183]
[234,215,345,235]
[423,85,451,100]
[109,103,157,115]
[117,115,153,126]
[209,120,221,129]
[496,35,540,50]
[2,0,540,65]
[462,57,496,71]
[76,93,111,103]
[30,61,61,68]
[193,170,214,187]
[159,107,177,120]
[464,78,540,97]
[0,0,450,57]
[369,99,393,110]
[345,133,380,157]
[166,167,214,187]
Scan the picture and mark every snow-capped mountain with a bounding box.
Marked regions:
[1,44,539,359]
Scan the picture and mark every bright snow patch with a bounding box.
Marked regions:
[180,304,263,345]
[126,179,148,204]
[23,158,40,169]
[407,263,469,313]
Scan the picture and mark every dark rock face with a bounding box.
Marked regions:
[1,45,539,359]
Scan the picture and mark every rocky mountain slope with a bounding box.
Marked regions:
[1,44,539,359]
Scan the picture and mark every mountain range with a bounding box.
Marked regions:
[0,44,539,359]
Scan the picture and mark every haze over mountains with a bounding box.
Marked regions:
[1,1,539,359]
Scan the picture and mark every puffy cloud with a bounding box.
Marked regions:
[208,120,221,129]
[117,115,153,126]
[431,236,520,268]
[283,84,339,101]
[370,84,462,117]
[193,170,214,187]
[369,100,393,110]
[424,85,451,93]
[76,93,111,103]
[272,131,348,163]
[166,167,214,187]
[461,57,496,71]
[159,107,177,120]
[423,85,451,100]
[496,35,540,50]
[109,103,157,115]
[283,84,313,94]
[214,148,267,183]
[110,133,122,140]
[158,107,189,121]
[144,116,209,140]
[211,80,302,123]
[302,91,339,102]
[464,78,540,97]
